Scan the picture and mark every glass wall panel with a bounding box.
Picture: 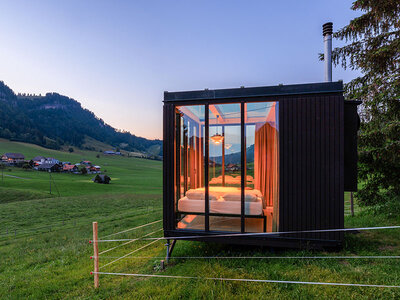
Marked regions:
[174,101,279,234]
[208,103,242,231]
[175,105,205,230]
[245,102,279,232]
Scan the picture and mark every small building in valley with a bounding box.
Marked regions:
[37,163,61,172]
[92,174,111,184]
[81,160,92,166]
[45,157,60,164]
[63,164,78,172]
[1,153,25,165]
[32,156,46,164]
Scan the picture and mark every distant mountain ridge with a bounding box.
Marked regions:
[0,81,162,156]
[211,144,254,165]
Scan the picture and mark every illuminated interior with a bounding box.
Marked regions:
[175,102,279,232]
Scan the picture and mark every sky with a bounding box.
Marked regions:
[0,1,362,140]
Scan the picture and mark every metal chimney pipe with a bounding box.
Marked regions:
[323,22,333,82]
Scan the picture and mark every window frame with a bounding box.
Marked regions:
[174,98,279,233]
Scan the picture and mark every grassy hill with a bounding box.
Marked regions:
[0,138,162,198]
[0,81,162,155]
[1,139,400,298]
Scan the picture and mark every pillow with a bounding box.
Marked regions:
[222,192,258,202]
[209,178,221,184]
[217,196,225,202]
[186,190,217,200]
[246,189,262,197]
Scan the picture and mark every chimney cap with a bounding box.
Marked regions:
[323,22,333,36]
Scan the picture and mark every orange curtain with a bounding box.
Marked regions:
[254,122,278,208]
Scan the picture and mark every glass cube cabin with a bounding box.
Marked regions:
[163,81,360,248]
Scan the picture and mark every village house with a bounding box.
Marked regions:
[63,164,78,172]
[225,163,239,172]
[37,163,61,172]
[1,153,25,165]
[92,174,111,184]
[103,150,122,155]
[30,156,46,167]
[81,160,92,166]
[45,157,60,164]
[32,156,46,163]
[89,165,101,173]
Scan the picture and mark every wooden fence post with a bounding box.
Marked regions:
[92,221,99,288]
[350,192,354,217]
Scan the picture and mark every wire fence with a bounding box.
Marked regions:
[95,255,400,260]
[89,221,400,290]
[98,229,163,255]
[90,225,400,243]
[92,271,400,289]
[0,206,162,241]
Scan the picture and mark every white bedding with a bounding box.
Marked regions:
[178,197,263,215]
[190,186,262,198]
[177,186,264,216]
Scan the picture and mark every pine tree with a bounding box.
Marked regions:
[333,0,400,205]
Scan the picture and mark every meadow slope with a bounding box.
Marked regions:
[1,139,400,299]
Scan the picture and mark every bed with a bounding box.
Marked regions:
[178,190,264,215]
[177,187,268,231]
[209,175,254,185]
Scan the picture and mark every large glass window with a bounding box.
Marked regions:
[209,104,242,231]
[175,101,279,233]
[245,102,279,232]
[175,105,205,230]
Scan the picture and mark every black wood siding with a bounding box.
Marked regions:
[279,94,344,242]
[163,103,176,232]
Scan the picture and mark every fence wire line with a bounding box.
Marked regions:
[94,255,400,260]
[92,272,400,288]
[102,219,162,239]
[99,238,162,270]
[98,229,162,256]
[2,208,162,239]
[92,225,400,242]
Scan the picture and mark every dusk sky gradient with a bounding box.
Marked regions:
[0,1,361,140]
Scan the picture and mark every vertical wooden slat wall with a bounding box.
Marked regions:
[279,94,344,243]
[163,103,176,232]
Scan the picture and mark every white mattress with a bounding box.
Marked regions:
[178,196,263,216]
[191,186,263,198]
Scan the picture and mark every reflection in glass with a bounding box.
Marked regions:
[208,104,242,231]
[245,102,279,232]
[175,105,205,230]
[174,102,279,233]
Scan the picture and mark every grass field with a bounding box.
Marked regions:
[1,139,400,299]
[0,138,162,197]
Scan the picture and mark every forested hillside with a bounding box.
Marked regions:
[0,81,162,155]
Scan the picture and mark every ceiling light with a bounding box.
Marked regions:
[211,133,224,144]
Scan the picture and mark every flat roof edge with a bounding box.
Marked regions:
[164,81,343,102]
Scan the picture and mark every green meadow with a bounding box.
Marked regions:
[1,139,400,299]
[0,138,162,197]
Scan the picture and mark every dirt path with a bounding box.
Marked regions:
[4,174,31,180]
